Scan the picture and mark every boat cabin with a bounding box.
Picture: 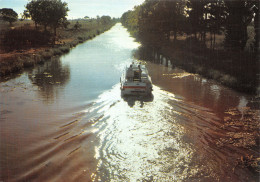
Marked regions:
[126,64,148,82]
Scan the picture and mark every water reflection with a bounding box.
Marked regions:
[122,94,154,107]
[134,45,244,118]
[237,96,248,119]
[95,86,197,181]
[28,58,70,102]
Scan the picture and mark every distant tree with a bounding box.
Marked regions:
[73,21,81,30]
[84,16,89,19]
[0,8,18,25]
[101,16,111,24]
[62,19,70,29]
[121,6,141,37]
[121,10,131,26]
[96,15,100,24]
[24,0,69,35]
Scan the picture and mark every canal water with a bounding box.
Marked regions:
[0,23,259,181]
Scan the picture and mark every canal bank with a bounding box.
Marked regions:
[0,22,116,78]
[134,42,259,95]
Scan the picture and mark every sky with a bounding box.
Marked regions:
[0,0,145,19]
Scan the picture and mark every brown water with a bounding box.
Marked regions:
[0,23,259,182]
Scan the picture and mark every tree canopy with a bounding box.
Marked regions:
[224,0,255,50]
[100,16,112,24]
[121,0,258,52]
[24,0,69,35]
[0,8,18,25]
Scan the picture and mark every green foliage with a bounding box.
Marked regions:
[122,0,187,42]
[186,0,205,37]
[100,16,112,24]
[208,0,226,33]
[74,21,82,30]
[121,6,141,38]
[24,0,69,35]
[121,0,258,52]
[0,8,18,25]
[62,19,70,29]
[3,28,52,49]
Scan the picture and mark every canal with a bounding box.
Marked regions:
[0,23,259,181]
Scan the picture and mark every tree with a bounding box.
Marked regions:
[0,8,18,25]
[137,0,161,43]
[101,16,111,24]
[207,0,226,49]
[136,0,187,43]
[24,0,69,35]
[186,0,206,39]
[157,0,186,40]
[121,6,141,37]
[224,0,254,50]
[62,19,70,29]
[252,0,259,54]
[73,21,81,30]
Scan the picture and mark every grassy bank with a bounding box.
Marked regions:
[0,20,116,78]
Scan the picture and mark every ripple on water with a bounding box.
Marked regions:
[90,86,199,181]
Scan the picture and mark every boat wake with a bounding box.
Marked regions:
[87,84,221,181]
[1,83,248,182]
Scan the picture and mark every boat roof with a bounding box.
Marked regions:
[129,64,146,69]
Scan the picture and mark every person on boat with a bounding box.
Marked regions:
[126,64,134,81]
[138,64,142,80]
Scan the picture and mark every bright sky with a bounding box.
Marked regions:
[0,0,145,19]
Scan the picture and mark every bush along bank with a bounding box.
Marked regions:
[0,22,116,78]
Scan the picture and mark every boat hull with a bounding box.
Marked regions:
[120,82,152,96]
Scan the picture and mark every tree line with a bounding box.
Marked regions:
[121,0,259,52]
[0,0,117,50]
[0,0,115,36]
[0,0,69,36]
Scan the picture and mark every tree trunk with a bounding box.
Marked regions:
[173,31,177,40]
[213,32,216,50]
[210,32,213,49]
[254,3,259,55]
[240,24,248,51]
[54,27,57,36]
[53,26,57,45]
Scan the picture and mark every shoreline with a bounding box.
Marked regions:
[135,41,259,96]
[0,23,116,79]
